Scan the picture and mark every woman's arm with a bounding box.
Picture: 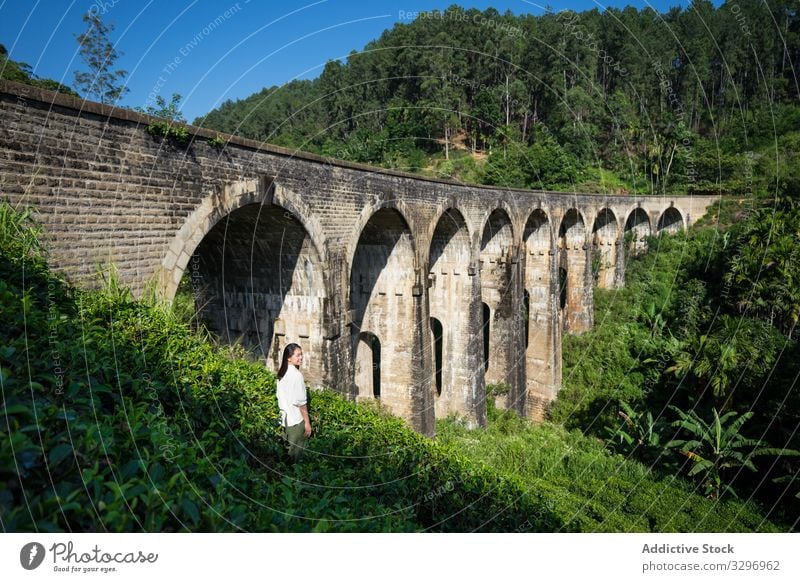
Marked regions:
[292,369,311,437]
[297,404,312,437]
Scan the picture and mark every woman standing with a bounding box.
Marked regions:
[276,343,312,461]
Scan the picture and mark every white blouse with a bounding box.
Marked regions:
[276,365,307,427]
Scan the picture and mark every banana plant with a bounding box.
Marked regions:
[667,406,797,499]
[604,401,666,463]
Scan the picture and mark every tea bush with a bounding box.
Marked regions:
[437,404,778,532]
[0,202,779,531]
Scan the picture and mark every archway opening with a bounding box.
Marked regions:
[430,318,443,397]
[592,208,618,289]
[625,208,651,254]
[657,207,684,234]
[428,208,472,416]
[559,267,567,310]
[190,203,325,384]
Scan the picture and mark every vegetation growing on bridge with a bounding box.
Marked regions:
[0,201,782,532]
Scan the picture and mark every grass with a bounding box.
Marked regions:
[436,404,778,532]
[0,200,781,532]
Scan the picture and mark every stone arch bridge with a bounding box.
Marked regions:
[0,81,716,436]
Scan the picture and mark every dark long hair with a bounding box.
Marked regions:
[277,343,302,379]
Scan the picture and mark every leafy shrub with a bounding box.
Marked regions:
[0,201,783,531]
[146,120,190,144]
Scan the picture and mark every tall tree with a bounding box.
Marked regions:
[74,12,128,105]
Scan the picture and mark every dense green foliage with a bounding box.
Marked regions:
[437,404,777,532]
[552,191,800,527]
[0,44,78,96]
[196,1,800,194]
[0,201,780,531]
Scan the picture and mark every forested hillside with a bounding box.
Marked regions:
[197,1,799,194]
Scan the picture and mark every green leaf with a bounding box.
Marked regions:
[1,404,33,416]
[48,443,73,466]
[181,498,200,524]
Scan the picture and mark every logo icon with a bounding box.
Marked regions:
[20,542,46,570]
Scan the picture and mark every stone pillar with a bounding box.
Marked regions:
[428,209,484,426]
[560,209,593,334]
[522,210,561,421]
[480,211,516,393]
[614,232,626,288]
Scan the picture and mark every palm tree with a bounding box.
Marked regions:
[667,315,765,404]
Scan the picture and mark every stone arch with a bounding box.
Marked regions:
[592,208,619,289]
[523,208,559,420]
[158,179,327,301]
[428,208,472,272]
[428,208,480,421]
[559,208,591,333]
[345,198,419,274]
[624,207,652,254]
[657,206,684,234]
[475,201,516,251]
[559,208,586,248]
[349,207,417,421]
[188,201,327,385]
[425,203,475,255]
[480,208,515,390]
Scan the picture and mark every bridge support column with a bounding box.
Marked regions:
[480,210,516,396]
[428,209,484,427]
[412,267,437,436]
[560,210,593,334]
[523,210,561,421]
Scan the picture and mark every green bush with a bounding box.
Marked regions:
[437,411,778,532]
[146,120,190,144]
[0,201,783,531]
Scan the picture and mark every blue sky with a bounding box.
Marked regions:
[0,0,696,121]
